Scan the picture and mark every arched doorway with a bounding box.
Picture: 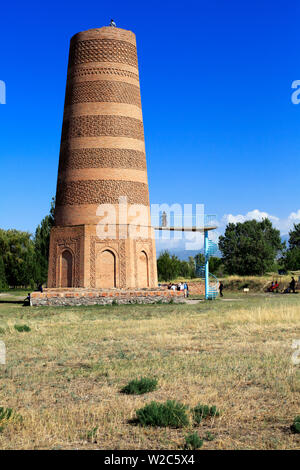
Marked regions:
[97,249,116,288]
[61,250,73,287]
[137,251,149,288]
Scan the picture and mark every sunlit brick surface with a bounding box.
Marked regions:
[48,27,157,290]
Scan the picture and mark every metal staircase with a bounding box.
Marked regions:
[195,237,219,300]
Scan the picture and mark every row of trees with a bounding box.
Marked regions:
[157,219,300,281]
[157,251,224,282]
[0,199,55,288]
[1,206,300,286]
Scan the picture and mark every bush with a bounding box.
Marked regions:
[121,377,158,395]
[184,432,203,450]
[204,431,215,441]
[291,416,300,434]
[14,324,31,332]
[135,400,189,428]
[86,426,98,443]
[193,404,220,424]
[0,407,21,432]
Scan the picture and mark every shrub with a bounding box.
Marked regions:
[0,407,21,432]
[204,431,215,441]
[184,432,203,450]
[193,404,220,424]
[291,416,300,434]
[14,324,31,332]
[86,426,98,443]
[121,377,158,395]
[111,299,118,306]
[135,400,189,428]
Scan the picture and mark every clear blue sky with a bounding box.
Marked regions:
[1,0,300,238]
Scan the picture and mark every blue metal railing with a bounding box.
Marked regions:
[195,231,219,300]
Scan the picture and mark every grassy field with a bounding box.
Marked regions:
[0,290,299,449]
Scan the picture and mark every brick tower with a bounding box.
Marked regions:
[48,26,158,289]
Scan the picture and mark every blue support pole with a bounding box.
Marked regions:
[204,229,209,300]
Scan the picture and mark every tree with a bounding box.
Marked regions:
[179,260,190,278]
[188,256,196,278]
[282,247,300,271]
[157,251,181,282]
[0,229,36,287]
[288,223,300,250]
[219,219,283,275]
[194,253,205,268]
[34,198,55,284]
[281,223,300,271]
[208,256,223,275]
[0,256,7,289]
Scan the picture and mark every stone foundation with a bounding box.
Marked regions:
[31,288,184,306]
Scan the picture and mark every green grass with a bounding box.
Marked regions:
[135,400,189,428]
[0,289,299,449]
[184,432,203,450]
[192,404,220,424]
[120,377,158,395]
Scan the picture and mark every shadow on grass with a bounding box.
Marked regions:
[0,300,25,305]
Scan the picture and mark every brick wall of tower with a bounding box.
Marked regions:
[48,27,157,289]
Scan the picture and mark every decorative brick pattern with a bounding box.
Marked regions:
[68,39,138,68]
[61,115,144,141]
[65,80,141,107]
[49,27,158,290]
[68,67,139,81]
[48,232,83,288]
[90,237,126,288]
[59,148,146,171]
[134,239,155,287]
[56,180,150,206]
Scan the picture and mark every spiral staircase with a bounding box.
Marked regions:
[195,238,219,300]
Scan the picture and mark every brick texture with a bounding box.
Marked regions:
[68,39,138,68]
[65,80,141,107]
[58,148,146,171]
[48,27,158,290]
[61,115,144,141]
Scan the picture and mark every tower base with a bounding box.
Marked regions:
[47,225,158,289]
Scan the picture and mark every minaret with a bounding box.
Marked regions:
[48,26,157,289]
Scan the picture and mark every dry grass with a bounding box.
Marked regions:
[0,292,299,449]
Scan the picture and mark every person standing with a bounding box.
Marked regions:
[219,282,224,297]
[183,282,188,298]
[290,277,296,293]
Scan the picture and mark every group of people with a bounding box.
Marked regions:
[268,277,297,294]
[268,280,280,292]
[168,282,189,297]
